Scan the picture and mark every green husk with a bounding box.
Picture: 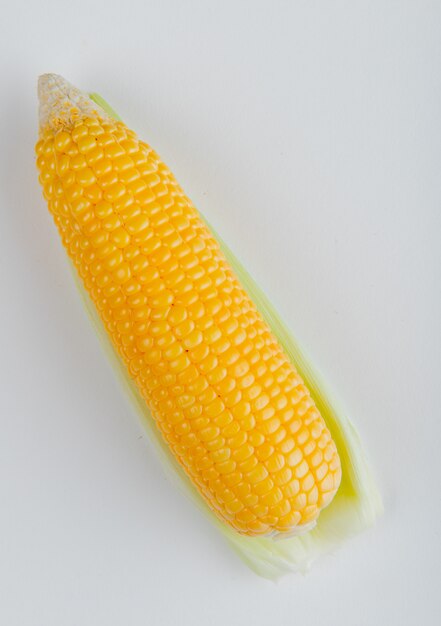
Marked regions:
[72,94,383,579]
[90,92,122,122]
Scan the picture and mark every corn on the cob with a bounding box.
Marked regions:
[36,74,341,538]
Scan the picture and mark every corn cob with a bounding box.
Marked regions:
[36,74,341,538]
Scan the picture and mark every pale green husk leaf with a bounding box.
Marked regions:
[69,94,383,579]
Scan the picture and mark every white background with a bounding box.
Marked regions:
[1,1,440,624]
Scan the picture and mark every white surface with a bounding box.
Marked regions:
[0,1,440,624]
